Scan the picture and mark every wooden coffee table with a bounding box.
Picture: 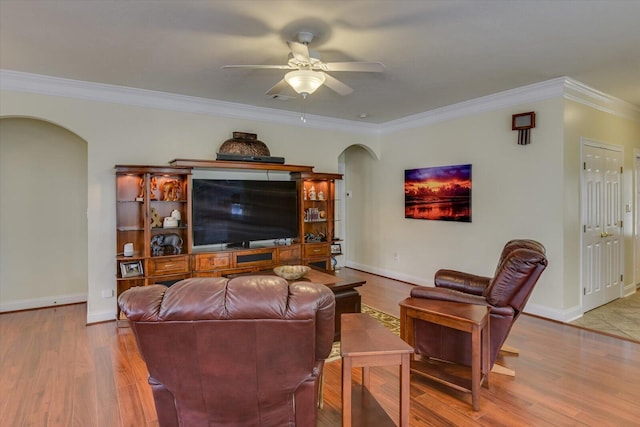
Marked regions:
[341,313,414,427]
[230,266,365,340]
[399,297,490,411]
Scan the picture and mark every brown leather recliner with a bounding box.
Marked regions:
[118,276,335,427]
[408,239,548,369]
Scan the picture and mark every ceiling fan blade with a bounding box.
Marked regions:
[287,41,310,62]
[321,73,353,96]
[322,61,385,72]
[223,64,292,70]
[265,78,290,95]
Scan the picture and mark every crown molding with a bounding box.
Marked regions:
[2,70,637,136]
[377,78,568,134]
[377,77,639,133]
[563,77,640,122]
[0,69,378,135]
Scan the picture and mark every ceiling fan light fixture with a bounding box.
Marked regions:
[284,70,325,96]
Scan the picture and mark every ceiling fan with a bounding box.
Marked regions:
[223,32,384,98]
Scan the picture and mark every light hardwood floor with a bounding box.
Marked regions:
[1,269,639,426]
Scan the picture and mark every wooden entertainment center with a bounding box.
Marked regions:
[115,159,343,315]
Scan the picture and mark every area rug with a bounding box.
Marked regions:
[327,305,400,360]
[568,291,640,342]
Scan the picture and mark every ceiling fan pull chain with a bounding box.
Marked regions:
[300,95,307,123]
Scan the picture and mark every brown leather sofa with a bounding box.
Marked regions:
[118,276,335,427]
[408,239,548,368]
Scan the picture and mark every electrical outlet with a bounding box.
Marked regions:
[393,252,400,262]
[101,289,114,298]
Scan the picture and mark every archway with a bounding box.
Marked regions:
[336,144,379,269]
[0,117,88,311]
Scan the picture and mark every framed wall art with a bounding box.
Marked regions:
[404,164,472,222]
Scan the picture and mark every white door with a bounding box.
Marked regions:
[581,142,623,312]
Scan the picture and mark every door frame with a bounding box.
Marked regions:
[579,138,624,312]
[635,148,640,289]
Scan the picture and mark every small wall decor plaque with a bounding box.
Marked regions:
[512,111,536,145]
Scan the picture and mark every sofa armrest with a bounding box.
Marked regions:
[434,269,490,296]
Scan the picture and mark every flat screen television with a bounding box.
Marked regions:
[192,179,299,248]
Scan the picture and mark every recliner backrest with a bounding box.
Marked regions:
[485,243,548,310]
[494,239,546,277]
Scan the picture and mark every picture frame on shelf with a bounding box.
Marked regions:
[331,243,342,254]
[120,260,143,278]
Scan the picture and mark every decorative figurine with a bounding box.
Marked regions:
[150,177,158,200]
[136,177,145,201]
[171,209,181,226]
[150,207,163,228]
[150,233,183,256]
[309,185,316,200]
[318,191,324,200]
[162,179,181,201]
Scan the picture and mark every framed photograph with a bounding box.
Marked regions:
[404,164,472,222]
[331,243,342,254]
[120,260,143,278]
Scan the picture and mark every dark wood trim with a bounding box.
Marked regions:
[168,158,314,172]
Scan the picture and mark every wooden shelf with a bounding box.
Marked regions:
[169,158,313,173]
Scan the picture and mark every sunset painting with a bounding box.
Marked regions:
[405,164,472,222]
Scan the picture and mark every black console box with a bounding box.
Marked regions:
[216,153,285,164]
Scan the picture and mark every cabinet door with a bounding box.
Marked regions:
[148,255,190,275]
[303,242,331,258]
[277,244,301,263]
[195,253,232,272]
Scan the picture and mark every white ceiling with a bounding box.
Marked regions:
[1,0,639,124]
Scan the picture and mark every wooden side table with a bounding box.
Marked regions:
[399,297,490,411]
[341,313,414,427]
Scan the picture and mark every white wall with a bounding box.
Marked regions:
[0,89,378,322]
[0,118,87,310]
[346,98,567,317]
[1,75,638,323]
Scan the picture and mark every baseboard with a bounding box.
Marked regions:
[87,309,117,325]
[623,283,637,297]
[0,292,87,313]
[345,261,432,287]
[518,302,578,322]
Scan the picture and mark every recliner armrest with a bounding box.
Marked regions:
[434,269,490,296]
[411,285,489,305]
[409,286,514,317]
